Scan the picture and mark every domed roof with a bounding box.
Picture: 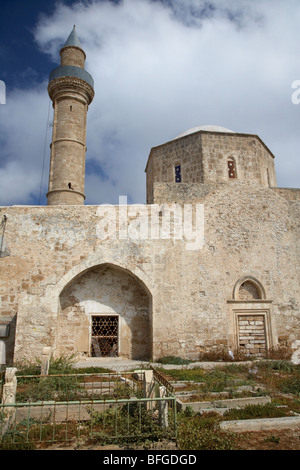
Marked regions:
[175,125,234,139]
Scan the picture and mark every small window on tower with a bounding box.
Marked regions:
[267,168,270,186]
[227,158,236,179]
[70,105,72,111]
[175,165,182,183]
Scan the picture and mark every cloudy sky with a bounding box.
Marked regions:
[0,0,299,206]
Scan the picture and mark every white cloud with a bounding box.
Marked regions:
[0,0,299,206]
[0,84,51,205]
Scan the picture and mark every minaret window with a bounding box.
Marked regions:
[267,168,270,186]
[227,158,236,179]
[175,165,182,182]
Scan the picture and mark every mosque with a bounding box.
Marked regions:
[0,27,299,365]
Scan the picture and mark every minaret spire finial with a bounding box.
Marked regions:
[63,25,82,49]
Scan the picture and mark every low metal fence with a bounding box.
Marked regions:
[0,369,177,449]
[0,369,4,402]
[150,365,175,395]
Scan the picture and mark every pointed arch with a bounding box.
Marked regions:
[55,258,152,299]
[57,262,152,360]
[232,276,266,301]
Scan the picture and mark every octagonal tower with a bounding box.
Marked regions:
[145,125,277,204]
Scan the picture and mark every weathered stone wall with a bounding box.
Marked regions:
[146,131,276,203]
[0,180,299,364]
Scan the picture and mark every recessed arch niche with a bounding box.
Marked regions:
[233,276,266,301]
[57,263,152,360]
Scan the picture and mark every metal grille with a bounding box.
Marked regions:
[91,316,118,357]
[228,159,236,178]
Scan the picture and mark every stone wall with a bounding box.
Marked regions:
[0,180,299,363]
[238,314,267,356]
[146,131,276,203]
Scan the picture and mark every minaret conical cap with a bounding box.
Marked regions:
[63,25,82,49]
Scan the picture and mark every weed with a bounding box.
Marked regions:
[88,403,174,447]
[157,356,191,365]
[265,347,293,360]
[258,360,296,373]
[177,412,236,450]
[279,376,300,396]
[198,347,250,362]
[264,434,280,444]
[223,402,293,421]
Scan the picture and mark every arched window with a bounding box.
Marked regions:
[227,158,236,179]
[175,165,181,182]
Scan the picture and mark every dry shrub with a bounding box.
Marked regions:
[198,347,249,362]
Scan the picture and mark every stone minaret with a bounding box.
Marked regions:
[47,26,94,205]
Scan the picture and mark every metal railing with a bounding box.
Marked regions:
[0,369,4,402]
[0,396,177,448]
[0,369,177,449]
[150,365,175,395]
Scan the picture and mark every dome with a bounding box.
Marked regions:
[175,125,234,139]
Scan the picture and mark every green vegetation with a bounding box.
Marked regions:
[177,410,237,450]
[156,356,192,365]
[223,402,294,421]
[14,354,111,376]
[88,404,175,448]
[1,355,300,450]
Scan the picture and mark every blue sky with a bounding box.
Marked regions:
[0,0,300,206]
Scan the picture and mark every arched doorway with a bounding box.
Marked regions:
[57,263,152,360]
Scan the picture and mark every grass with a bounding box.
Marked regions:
[2,355,300,450]
[156,356,192,365]
[222,402,294,421]
[177,411,237,450]
[14,354,111,376]
[158,366,252,391]
[11,354,143,403]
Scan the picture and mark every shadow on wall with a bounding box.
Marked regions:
[58,264,152,360]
